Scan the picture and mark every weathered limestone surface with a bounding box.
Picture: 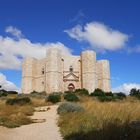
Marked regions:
[22,48,111,94]
[96,60,110,92]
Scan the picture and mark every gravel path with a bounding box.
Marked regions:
[0,105,63,140]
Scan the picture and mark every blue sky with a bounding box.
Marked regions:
[0,0,140,93]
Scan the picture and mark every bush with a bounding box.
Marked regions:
[6,97,31,105]
[0,89,8,97]
[30,91,46,98]
[90,88,105,96]
[64,93,79,102]
[57,102,85,114]
[114,92,126,100]
[75,88,89,96]
[105,92,114,97]
[8,91,18,94]
[46,92,61,103]
[130,88,140,96]
[129,88,140,99]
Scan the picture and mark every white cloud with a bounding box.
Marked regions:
[0,73,19,91]
[5,26,23,39]
[65,22,129,51]
[0,26,72,70]
[112,83,140,95]
[127,46,140,53]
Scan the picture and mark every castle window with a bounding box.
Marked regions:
[42,81,44,85]
[69,66,73,72]
[42,68,44,74]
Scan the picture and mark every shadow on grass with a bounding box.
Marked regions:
[64,121,140,140]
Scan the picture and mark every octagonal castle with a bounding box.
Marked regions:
[22,48,110,94]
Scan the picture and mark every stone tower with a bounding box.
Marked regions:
[21,48,111,94]
[45,48,63,93]
[81,50,97,93]
[22,57,37,94]
[96,60,110,92]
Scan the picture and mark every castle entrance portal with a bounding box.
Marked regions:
[68,83,75,92]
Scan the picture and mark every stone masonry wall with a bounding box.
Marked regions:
[22,49,111,94]
[81,50,97,93]
[96,60,110,92]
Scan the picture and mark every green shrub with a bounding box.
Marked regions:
[129,88,140,99]
[6,97,31,105]
[130,88,140,96]
[75,88,89,96]
[7,91,18,94]
[105,92,114,96]
[90,88,105,96]
[64,93,79,102]
[57,102,84,114]
[46,92,61,103]
[0,89,8,97]
[114,92,126,100]
[29,91,46,98]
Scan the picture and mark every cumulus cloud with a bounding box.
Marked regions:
[0,73,19,91]
[112,83,140,95]
[0,26,72,70]
[5,26,23,39]
[65,22,129,51]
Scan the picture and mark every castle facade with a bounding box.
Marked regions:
[22,48,110,94]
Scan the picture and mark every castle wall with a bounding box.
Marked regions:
[33,58,46,92]
[81,50,97,93]
[22,49,111,94]
[96,60,110,92]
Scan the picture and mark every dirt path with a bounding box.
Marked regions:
[0,105,63,140]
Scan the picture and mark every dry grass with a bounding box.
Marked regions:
[58,97,140,140]
[0,93,50,128]
[0,103,34,128]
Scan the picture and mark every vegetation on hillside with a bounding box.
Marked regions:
[64,92,79,102]
[46,92,61,103]
[58,98,140,140]
[58,88,140,140]
[0,85,140,140]
[0,90,48,128]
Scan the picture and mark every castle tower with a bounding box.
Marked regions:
[45,48,63,93]
[81,50,97,93]
[22,57,36,94]
[96,60,110,92]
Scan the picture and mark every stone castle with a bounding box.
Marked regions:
[21,48,110,94]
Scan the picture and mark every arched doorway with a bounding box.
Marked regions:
[68,83,75,92]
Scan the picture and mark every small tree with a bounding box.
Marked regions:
[74,88,89,96]
[130,88,140,97]
[64,93,79,102]
[46,93,61,103]
[90,88,105,96]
